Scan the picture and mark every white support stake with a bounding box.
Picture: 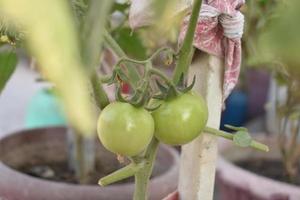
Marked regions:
[178,53,224,200]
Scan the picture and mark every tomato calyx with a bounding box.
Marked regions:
[115,79,150,107]
[101,47,182,109]
[100,47,198,109]
[153,72,196,101]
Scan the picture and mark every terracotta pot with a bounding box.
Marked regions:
[0,127,179,200]
[216,136,300,200]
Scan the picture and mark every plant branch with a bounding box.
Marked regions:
[204,126,234,140]
[134,138,159,200]
[99,162,144,186]
[279,116,289,160]
[113,47,175,67]
[172,0,202,83]
[250,141,270,152]
[204,126,269,152]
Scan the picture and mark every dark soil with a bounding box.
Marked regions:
[19,161,133,185]
[236,159,300,186]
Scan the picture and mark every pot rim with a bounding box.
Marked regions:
[0,126,179,191]
[217,137,300,199]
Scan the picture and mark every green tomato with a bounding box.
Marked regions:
[97,102,154,156]
[152,92,208,145]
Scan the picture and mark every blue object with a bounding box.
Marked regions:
[25,88,67,129]
[221,91,248,131]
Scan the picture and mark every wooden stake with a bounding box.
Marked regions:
[178,53,224,200]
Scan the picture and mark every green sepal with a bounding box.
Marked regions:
[166,85,178,99]
[176,73,185,88]
[130,90,140,102]
[180,75,196,93]
[130,90,149,107]
[130,94,143,107]
[155,79,168,94]
[145,103,161,111]
[115,85,127,103]
[152,93,166,100]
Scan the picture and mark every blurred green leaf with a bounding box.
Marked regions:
[81,0,113,70]
[113,27,147,60]
[0,0,96,135]
[274,70,288,86]
[0,16,23,44]
[242,0,278,67]
[289,110,300,120]
[0,50,17,93]
[111,2,129,13]
[257,0,300,68]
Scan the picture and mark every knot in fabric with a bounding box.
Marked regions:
[200,4,244,39]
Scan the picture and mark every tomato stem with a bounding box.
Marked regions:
[204,126,234,140]
[133,138,159,200]
[98,162,144,186]
[250,140,270,152]
[113,47,175,67]
[172,0,202,83]
[204,126,269,152]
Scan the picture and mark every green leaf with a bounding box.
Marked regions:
[0,51,17,94]
[152,93,165,100]
[145,103,161,111]
[233,131,253,147]
[113,28,147,60]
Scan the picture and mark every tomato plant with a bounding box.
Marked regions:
[152,92,208,145]
[97,102,154,156]
[0,0,270,199]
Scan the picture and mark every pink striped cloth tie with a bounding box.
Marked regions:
[179,0,245,100]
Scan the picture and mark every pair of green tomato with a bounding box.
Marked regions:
[97,92,208,156]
